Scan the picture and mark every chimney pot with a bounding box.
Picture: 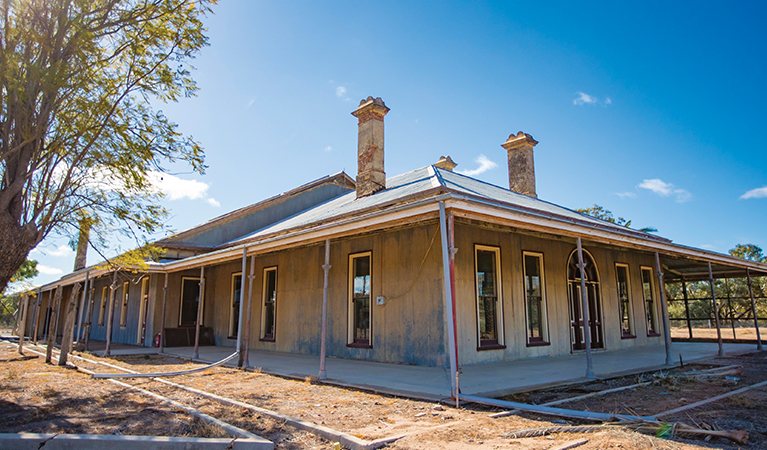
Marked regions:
[352,97,390,197]
[434,155,457,172]
[501,131,539,198]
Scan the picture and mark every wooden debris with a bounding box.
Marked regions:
[550,438,589,450]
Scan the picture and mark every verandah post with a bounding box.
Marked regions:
[237,248,248,367]
[242,255,256,368]
[76,271,89,344]
[45,287,62,364]
[159,273,168,352]
[17,294,29,355]
[708,261,725,356]
[439,201,458,397]
[655,252,673,365]
[746,268,763,351]
[576,238,595,379]
[104,271,119,357]
[319,239,331,380]
[83,285,96,351]
[682,278,692,339]
[58,283,82,366]
[31,289,41,344]
[193,265,205,360]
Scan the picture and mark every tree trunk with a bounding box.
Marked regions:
[45,287,62,364]
[58,283,81,366]
[0,212,39,294]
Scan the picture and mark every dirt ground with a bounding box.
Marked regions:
[1,340,765,450]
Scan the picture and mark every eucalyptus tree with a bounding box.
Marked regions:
[0,0,215,291]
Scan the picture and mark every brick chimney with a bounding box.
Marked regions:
[501,131,539,198]
[434,156,457,172]
[352,97,389,197]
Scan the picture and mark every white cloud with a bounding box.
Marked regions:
[31,245,74,257]
[335,86,347,98]
[456,154,498,177]
[615,192,636,199]
[740,186,767,199]
[605,97,612,105]
[638,178,692,203]
[148,172,209,200]
[573,92,598,105]
[37,265,63,275]
[324,145,333,152]
[147,172,220,207]
[246,97,256,108]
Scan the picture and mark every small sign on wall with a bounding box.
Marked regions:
[376,296,386,305]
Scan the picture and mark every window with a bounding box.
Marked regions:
[98,286,108,326]
[229,273,242,338]
[119,281,129,327]
[615,264,634,338]
[261,267,277,341]
[475,245,504,349]
[179,277,203,326]
[523,252,549,345]
[641,267,659,336]
[348,252,372,347]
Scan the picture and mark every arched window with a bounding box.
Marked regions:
[567,249,604,350]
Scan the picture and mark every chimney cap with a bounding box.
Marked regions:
[434,155,457,171]
[352,96,390,118]
[502,131,538,151]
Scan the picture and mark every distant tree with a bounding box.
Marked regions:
[575,204,658,233]
[0,0,215,294]
[729,244,766,263]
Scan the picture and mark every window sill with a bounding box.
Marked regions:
[526,340,551,347]
[477,344,506,351]
[621,334,637,340]
[227,335,237,340]
[347,342,373,349]
[260,337,275,343]
[647,332,661,337]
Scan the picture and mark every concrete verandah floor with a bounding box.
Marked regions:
[149,342,759,401]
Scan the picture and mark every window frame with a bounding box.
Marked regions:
[641,266,660,337]
[229,272,242,338]
[347,251,373,348]
[522,251,550,346]
[179,277,204,327]
[119,281,129,328]
[98,286,108,326]
[474,244,505,350]
[615,263,635,339]
[260,267,278,342]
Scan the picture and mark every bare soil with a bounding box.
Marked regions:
[1,340,765,449]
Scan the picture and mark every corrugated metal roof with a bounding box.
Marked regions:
[225,165,658,246]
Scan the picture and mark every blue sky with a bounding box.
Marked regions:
[27,1,767,287]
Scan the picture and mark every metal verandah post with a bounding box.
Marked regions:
[319,239,331,380]
[242,255,256,368]
[439,201,458,397]
[655,252,673,365]
[746,268,763,351]
[576,238,595,379]
[237,248,248,367]
[682,278,692,339]
[76,271,89,344]
[708,262,725,357]
[725,278,737,339]
[104,271,119,357]
[159,273,168,352]
[83,285,96,351]
[193,265,205,360]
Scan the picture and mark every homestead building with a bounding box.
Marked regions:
[23,97,767,396]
